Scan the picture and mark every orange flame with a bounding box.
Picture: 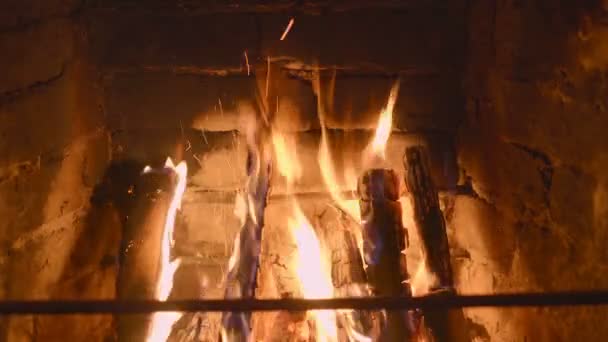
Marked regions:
[271,127,338,341]
[399,197,437,297]
[289,203,338,342]
[145,158,188,342]
[272,131,302,186]
[367,80,400,161]
[409,262,438,297]
[318,130,361,223]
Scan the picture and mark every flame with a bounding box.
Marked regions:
[289,203,338,342]
[271,127,337,341]
[409,262,438,297]
[272,131,302,185]
[367,80,400,161]
[318,130,361,223]
[318,130,367,272]
[145,157,188,342]
[399,197,437,297]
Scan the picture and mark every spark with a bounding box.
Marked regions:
[218,98,224,117]
[243,51,250,76]
[201,130,209,145]
[280,17,295,41]
[266,56,271,100]
[192,154,202,165]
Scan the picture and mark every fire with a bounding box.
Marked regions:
[367,80,401,161]
[318,129,361,223]
[409,262,438,297]
[272,131,302,184]
[289,204,338,342]
[272,129,338,342]
[145,158,188,342]
[399,197,437,297]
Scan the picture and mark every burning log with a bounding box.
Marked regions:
[116,166,175,341]
[403,146,455,342]
[220,135,272,341]
[357,168,413,341]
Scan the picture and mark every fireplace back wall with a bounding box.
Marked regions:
[1,0,608,341]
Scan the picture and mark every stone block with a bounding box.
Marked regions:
[0,19,74,94]
[0,0,78,30]
[105,72,258,132]
[259,9,466,72]
[549,166,596,238]
[320,74,462,131]
[458,136,547,221]
[448,195,516,272]
[0,61,105,169]
[90,13,258,70]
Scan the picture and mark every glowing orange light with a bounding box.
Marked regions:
[272,131,302,186]
[368,80,400,161]
[289,203,338,342]
[280,18,295,41]
[145,158,187,342]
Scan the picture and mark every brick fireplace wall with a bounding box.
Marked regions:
[0,0,112,340]
[2,0,608,341]
[455,0,608,340]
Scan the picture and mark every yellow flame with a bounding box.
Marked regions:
[272,131,302,186]
[318,131,361,223]
[145,158,188,342]
[271,126,338,341]
[409,262,438,297]
[289,203,338,342]
[367,80,400,160]
[398,197,437,297]
[317,131,367,270]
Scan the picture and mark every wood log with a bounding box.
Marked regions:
[220,137,272,342]
[403,146,455,342]
[116,169,175,341]
[357,168,413,341]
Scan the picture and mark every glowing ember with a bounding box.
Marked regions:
[145,157,188,342]
[280,17,295,41]
[367,80,401,161]
[243,50,250,76]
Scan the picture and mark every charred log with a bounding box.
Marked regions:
[357,168,413,341]
[220,137,272,341]
[403,146,455,342]
[115,167,177,341]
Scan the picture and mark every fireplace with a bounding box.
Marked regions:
[2,0,608,341]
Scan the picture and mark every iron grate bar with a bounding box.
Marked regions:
[2,291,608,315]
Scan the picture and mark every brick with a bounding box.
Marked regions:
[105,73,258,132]
[0,61,105,168]
[86,0,446,14]
[259,9,466,72]
[549,167,595,236]
[90,13,258,70]
[104,68,461,135]
[0,19,74,94]
[114,128,456,194]
[320,74,463,131]
[0,0,78,30]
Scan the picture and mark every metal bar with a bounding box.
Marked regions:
[2,291,608,315]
